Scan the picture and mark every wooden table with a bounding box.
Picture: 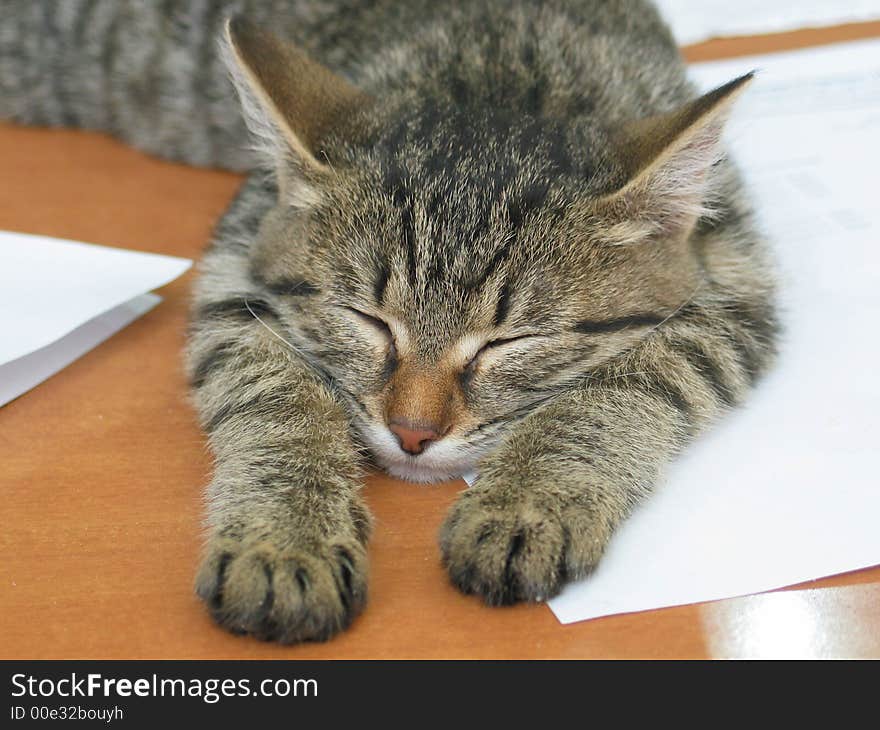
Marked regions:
[3,21,879,660]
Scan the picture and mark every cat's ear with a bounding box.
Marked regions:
[222,16,370,203]
[593,73,753,245]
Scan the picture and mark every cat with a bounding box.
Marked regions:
[1,0,778,644]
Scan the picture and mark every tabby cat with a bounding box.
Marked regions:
[1,0,778,643]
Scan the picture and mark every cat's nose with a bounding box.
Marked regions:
[388,419,442,455]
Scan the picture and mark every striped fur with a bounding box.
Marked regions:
[2,0,778,640]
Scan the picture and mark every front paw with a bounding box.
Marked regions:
[439,484,607,606]
[195,535,367,644]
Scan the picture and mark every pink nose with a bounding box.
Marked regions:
[388,419,442,455]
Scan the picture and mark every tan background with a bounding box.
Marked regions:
[2,22,879,659]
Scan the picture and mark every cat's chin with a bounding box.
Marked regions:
[382,459,469,484]
[358,425,479,484]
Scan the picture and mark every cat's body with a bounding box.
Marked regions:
[2,0,778,642]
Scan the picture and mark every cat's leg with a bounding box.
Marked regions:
[187,304,370,643]
[440,385,681,603]
[434,298,778,607]
[440,378,688,604]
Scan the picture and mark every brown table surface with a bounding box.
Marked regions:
[3,21,880,660]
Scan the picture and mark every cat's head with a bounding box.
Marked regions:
[223,18,749,481]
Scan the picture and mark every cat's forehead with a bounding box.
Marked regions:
[331,178,577,357]
[371,102,606,187]
[349,111,587,289]
[317,107,623,350]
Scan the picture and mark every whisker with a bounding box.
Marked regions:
[462,388,567,445]
[243,298,304,354]
[605,370,653,380]
[244,297,344,391]
[645,285,702,337]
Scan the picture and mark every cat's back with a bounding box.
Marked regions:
[1,0,689,170]
[325,0,693,134]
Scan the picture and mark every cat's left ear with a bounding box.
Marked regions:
[593,73,753,245]
[222,17,372,204]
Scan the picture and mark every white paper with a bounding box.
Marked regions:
[655,0,880,45]
[0,230,191,365]
[467,39,880,624]
[0,293,161,407]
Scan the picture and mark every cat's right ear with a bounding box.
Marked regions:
[222,17,371,205]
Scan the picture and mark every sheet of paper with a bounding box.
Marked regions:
[0,230,191,366]
[0,293,161,407]
[654,0,880,45]
[466,38,880,624]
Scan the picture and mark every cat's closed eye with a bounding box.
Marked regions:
[465,334,541,371]
[344,306,397,352]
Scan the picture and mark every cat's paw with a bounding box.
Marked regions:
[439,485,606,606]
[195,536,367,643]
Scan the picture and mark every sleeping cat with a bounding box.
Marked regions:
[1,0,778,643]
